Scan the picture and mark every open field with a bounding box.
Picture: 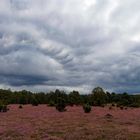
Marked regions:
[0,105,140,140]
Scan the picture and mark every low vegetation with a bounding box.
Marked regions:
[0,105,139,140]
[0,87,139,139]
[56,97,66,112]
[19,105,23,109]
[0,104,8,112]
[0,87,140,113]
[83,104,91,113]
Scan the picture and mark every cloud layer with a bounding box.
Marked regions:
[0,0,140,93]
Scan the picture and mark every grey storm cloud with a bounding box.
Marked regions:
[0,0,140,93]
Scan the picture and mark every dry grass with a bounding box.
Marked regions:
[0,105,140,140]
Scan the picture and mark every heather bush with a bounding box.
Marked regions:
[83,104,91,113]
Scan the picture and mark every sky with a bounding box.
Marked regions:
[0,0,140,94]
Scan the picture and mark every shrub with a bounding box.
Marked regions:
[56,97,66,112]
[83,104,91,113]
[112,103,115,107]
[116,104,120,108]
[101,104,105,107]
[129,103,140,108]
[2,105,8,112]
[0,105,3,112]
[19,105,23,109]
[109,106,112,110]
[48,101,55,107]
[56,105,66,112]
[69,103,74,107]
[120,106,124,110]
[31,97,38,106]
[0,105,8,112]
[105,113,113,119]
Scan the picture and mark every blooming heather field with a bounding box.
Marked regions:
[0,105,140,140]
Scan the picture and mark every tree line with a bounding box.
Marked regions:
[0,87,140,108]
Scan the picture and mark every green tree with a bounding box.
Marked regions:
[56,97,66,112]
[91,87,107,106]
[31,96,38,106]
[68,91,81,105]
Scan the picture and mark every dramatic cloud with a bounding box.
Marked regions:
[0,0,140,93]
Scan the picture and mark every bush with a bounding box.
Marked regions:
[112,103,115,107]
[129,103,140,108]
[19,105,23,109]
[56,105,66,112]
[48,101,55,107]
[0,105,3,112]
[69,103,74,107]
[0,105,8,112]
[83,104,91,113]
[3,105,8,112]
[109,106,112,110]
[101,104,105,107]
[56,97,66,112]
[116,104,120,108]
[105,113,113,119]
[120,106,124,110]
[31,97,38,106]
